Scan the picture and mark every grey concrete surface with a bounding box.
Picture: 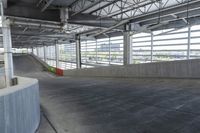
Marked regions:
[30,54,50,70]
[14,55,200,133]
[37,115,56,133]
[64,59,200,79]
[0,76,40,133]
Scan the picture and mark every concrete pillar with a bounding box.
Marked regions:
[76,35,81,69]
[2,19,14,87]
[55,43,59,68]
[123,24,132,65]
[187,26,191,60]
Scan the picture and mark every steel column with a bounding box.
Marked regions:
[55,43,59,68]
[76,35,81,69]
[31,47,34,54]
[109,37,111,65]
[187,26,191,59]
[36,47,39,56]
[151,32,154,62]
[2,19,14,87]
[95,39,97,64]
[44,45,47,62]
[123,24,132,65]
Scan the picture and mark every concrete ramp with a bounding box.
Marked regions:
[14,55,200,133]
[13,55,43,74]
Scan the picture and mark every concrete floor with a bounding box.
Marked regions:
[14,55,200,133]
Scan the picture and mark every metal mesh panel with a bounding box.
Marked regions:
[132,33,152,64]
[81,36,123,68]
[190,25,200,59]
[153,28,188,61]
[59,43,77,70]
[132,27,192,64]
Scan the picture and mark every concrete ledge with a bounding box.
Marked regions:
[64,59,200,79]
[0,77,40,133]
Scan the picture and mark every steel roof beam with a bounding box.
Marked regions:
[69,0,82,8]
[89,0,121,14]
[101,0,160,19]
[152,15,200,31]
[140,6,200,26]
[92,0,200,36]
[4,4,60,22]
[41,0,55,12]
[11,20,62,29]
[130,0,200,24]
[11,32,73,39]
[71,0,102,16]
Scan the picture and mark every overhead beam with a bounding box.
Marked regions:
[89,0,121,14]
[152,16,200,31]
[93,19,129,37]
[131,0,200,24]
[68,11,119,28]
[71,0,102,16]
[103,0,160,18]
[140,7,200,26]
[11,31,74,39]
[10,20,62,30]
[92,0,200,36]
[4,4,60,22]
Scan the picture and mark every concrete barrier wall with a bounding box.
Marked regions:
[0,77,40,133]
[64,59,200,78]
